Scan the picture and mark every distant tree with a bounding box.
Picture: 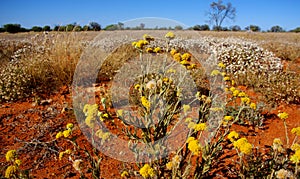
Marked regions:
[53,25,59,31]
[192,24,210,31]
[89,22,101,31]
[270,25,284,32]
[0,27,4,32]
[212,25,222,31]
[230,25,241,31]
[174,25,183,30]
[42,25,51,31]
[140,23,145,30]
[245,25,261,32]
[31,26,43,32]
[104,24,118,31]
[3,24,22,33]
[290,27,300,33]
[82,25,90,31]
[207,0,236,31]
[118,22,124,30]
[58,26,66,31]
[73,25,82,31]
[66,24,75,31]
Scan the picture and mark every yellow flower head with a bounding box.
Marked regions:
[173,53,181,61]
[117,109,124,117]
[229,87,236,92]
[187,64,197,70]
[233,89,240,97]
[146,47,153,53]
[194,123,207,131]
[134,84,140,90]
[221,72,226,76]
[6,150,17,162]
[278,112,289,120]
[250,102,257,110]
[153,47,161,53]
[166,162,173,170]
[63,129,72,138]
[73,159,83,171]
[165,31,175,39]
[224,116,234,121]
[291,143,300,151]
[241,97,251,104]
[139,164,155,178]
[290,150,300,164]
[228,131,239,142]
[233,138,252,155]
[167,68,176,73]
[182,53,191,61]
[210,69,220,76]
[273,138,284,152]
[238,92,247,97]
[65,149,72,154]
[85,115,95,128]
[121,170,129,177]
[185,117,193,123]
[141,96,151,110]
[143,34,154,41]
[273,138,283,145]
[231,80,235,86]
[66,123,74,130]
[56,131,63,139]
[223,76,230,81]
[186,136,195,143]
[180,60,189,66]
[15,159,22,166]
[170,49,177,56]
[59,152,65,160]
[5,165,17,178]
[188,139,201,155]
[188,122,196,129]
[291,127,300,136]
[183,104,191,113]
[218,62,226,68]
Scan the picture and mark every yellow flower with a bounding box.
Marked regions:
[56,131,63,139]
[210,69,220,76]
[143,34,154,41]
[241,97,251,104]
[134,84,140,90]
[221,72,226,76]
[232,90,240,97]
[167,68,176,73]
[185,117,193,123]
[229,87,236,92]
[231,80,235,86]
[63,129,72,138]
[224,116,234,121]
[173,53,181,61]
[5,165,17,178]
[291,127,300,136]
[273,138,283,145]
[117,109,124,117]
[233,138,252,155]
[6,150,16,162]
[218,62,226,68]
[170,49,177,56]
[194,123,207,131]
[291,143,300,151]
[65,149,72,154]
[121,170,129,177]
[59,152,65,160]
[188,139,201,155]
[278,112,289,120]
[66,123,74,130]
[273,138,284,152]
[183,104,190,113]
[73,159,83,171]
[165,31,175,39]
[238,92,247,97]
[172,154,181,164]
[153,47,161,53]
[250,102,257,110]
[290,150,300,164]
[188,122,196,129]
[15,159,22,166]
[182,53,191,61]
[166,162,173,170]
[132,41,137,47]
[180,60,189,66]
[141,96,151,110]
[227,131,239,142]
[210,107,223,112]
[223,76,230,81]
[187,64,197,70]
[139,164,155,178]
[146,47,153,53]
[186,136,195,143]
[85,115,95,128]
[103,113,109,118]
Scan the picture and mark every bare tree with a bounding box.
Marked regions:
[207,0,236,31]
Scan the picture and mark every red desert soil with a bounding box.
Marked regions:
[1,58,300,179]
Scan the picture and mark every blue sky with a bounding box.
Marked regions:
[0,0,299,31]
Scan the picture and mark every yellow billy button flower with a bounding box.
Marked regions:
[290,150,300,164]
[121,170,129,177]
[186,136,195,143]
[229,87,236,92]
[166,162,173,170]
[146,47,153,53]
[291,143,300,151]
[139,164,155,178]
[15,159,22,166]
[56,131,63,139]
[223,76,230,81]
[232,89,240,97]
[181,53,191,61]
[153,47,161,53]
[170,49,177,56]
[63,129,72,138]
[278,112,289,120]
[143,34,154,41]
[134,84,140,90]
[117,109,124,117]
[227,131,239,142]
[210,69,220,76]
[66,123,74,130]
[250,102,257,110]
[6,150,17,162]
[194,123,207,132]
[241,97,251,104]
[291,127,300,136]
[238,92,247,97]
[224,116,234,121]
[218,62,226,68]
[141,96,151,110]
[165,31,175,39]
[272,138,284,152]
[5,165,17,178]
[173,53,181,61]
[233,138,252,155]
[231,80,235,86]
[188,138,201,155]
[183,104,191,113]
[180,60,189,66]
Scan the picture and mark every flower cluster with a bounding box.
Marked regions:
[291,127,300,136]
[139,164,155,178]
[4,150,22,178]
[233,138,253,155]
[186,137,202,155]
[278,112,289,120]
[56,123,74,139]
[59,149,72,160]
